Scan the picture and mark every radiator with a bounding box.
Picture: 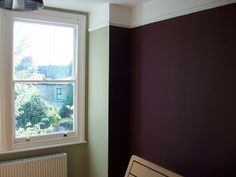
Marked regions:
[0,153,67,177]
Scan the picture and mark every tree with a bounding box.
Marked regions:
[58,83,74,131]
[59,84,73,118]
[14,56,61,135]
[16,94,61,130]
[14,37,28,67]
[59,118,73,131]
[15,56,43,80]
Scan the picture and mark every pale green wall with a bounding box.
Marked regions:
[0,9,110,177]
[0,7,89,177]
[0,144,87,177]
[87,26,109,177]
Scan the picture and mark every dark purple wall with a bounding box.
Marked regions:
[129,3,236,177]
[109,26,131,177]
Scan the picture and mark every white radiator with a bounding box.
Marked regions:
[0,153,67,177]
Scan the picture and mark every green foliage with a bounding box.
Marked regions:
[16,94,61,130]
[15,85,39,117]
[15,57,43,80]
[47,107,61,127]
[59,104,72,118]
[14,40,74,136]
[14,37,29,68]
[16,125,54,137]
[59,118,73,131]
[59,84,73,119]
[14,55,61,135]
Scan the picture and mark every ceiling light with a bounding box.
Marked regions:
[0,0,44,11]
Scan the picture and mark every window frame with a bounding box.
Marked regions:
[0,9,86,154]
[56,88,63,101]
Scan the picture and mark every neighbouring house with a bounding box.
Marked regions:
[38,65,72,108]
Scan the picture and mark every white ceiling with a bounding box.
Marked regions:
[44,0,236,29]
[44,0,151,12]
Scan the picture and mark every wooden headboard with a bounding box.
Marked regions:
[124,155,183,177]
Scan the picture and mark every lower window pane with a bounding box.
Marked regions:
[15,83,74,137]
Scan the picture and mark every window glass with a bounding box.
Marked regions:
[13,20,76,138]
[0,10,86,153]
[15,83,74,137]
[13,21,74,80]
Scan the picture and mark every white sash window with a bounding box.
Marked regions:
[0,9,86,153]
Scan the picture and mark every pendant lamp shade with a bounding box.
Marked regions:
[0,0,44,11]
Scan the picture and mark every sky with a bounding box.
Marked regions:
[14,21,75,66]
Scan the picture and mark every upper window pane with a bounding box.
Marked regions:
[13,21,75,80]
